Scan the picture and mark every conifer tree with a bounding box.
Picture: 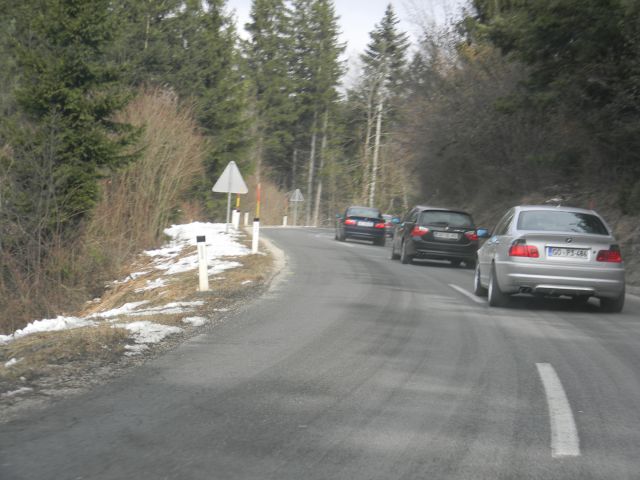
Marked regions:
[245,0,295,185]
[8,0,132,231]
[170,0,250,205]
[359,4,409,207]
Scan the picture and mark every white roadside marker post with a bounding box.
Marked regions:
[244,212,249,227]
[232,209,240,230]
[252,218,260,254]
[283,215,288,226]
[252,184,261,254]
[197,235,209,292]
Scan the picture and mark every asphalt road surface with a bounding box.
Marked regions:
[2,228,640,479]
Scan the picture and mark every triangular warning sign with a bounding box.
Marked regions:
[290,189,304,202]
[212,161,248,194]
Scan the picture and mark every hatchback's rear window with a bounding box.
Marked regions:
[419,211,473,228]
[347,207,380,218]
[517,210,608,235]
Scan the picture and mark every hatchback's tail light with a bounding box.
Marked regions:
[597,246,622,263]
[344,218,357,225]
[464,231,478,241]
[374,223,385,229]
[509,240,539,258]
[411,226,429,237]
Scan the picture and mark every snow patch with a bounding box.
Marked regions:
[182,316,208,327]
[1,387,33,399]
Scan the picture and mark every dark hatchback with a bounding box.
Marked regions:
[390,206,480,267]
[335,206,386,246]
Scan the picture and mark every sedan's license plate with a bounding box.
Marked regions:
[547,247,589,259]
[358,221,374,227]
[433,231,459,240]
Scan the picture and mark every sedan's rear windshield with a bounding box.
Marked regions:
[347,207,380,218]
[517,210,608,235]
[419,211,473,228]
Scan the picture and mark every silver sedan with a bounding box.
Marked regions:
[474,205,626,312]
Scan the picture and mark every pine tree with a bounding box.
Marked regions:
[170,0,250,206]
[9,0,133,230]
[359,4,409,207]
[245,0,295,185]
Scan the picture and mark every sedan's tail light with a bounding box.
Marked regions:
[509,240,539,258]
[411,226,429,237]
[374,223,385,229]
[344,218,357,225]
[464,231,478,241]
[597,246,622,263]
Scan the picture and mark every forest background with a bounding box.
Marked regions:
[1,0,639,333]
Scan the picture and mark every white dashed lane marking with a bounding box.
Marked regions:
[448,284,486,305]
[536,363,581,458]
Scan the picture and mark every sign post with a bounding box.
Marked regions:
[289,189,304,226]
[212,161,248,233]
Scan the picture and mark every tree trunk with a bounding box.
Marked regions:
[291,147,298,191]
[368,96,384,207]
[313,110,329,227]
[361,89,375,202]
[305,111,318,226]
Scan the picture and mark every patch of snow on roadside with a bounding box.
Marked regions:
[147,223,250,275]
[1,387,33,398]
[4,358,21,368]
[0,222,249,345]
[89,301,150,319]
[127,301,205,317]
[182,316,208,327]
[0,316,95,344]
[135,278,167,292]
[124,344,148,356]
[120,321,182,344]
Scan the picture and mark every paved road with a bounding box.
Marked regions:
[2,228,640,479]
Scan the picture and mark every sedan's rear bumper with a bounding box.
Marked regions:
[412,240,477,260]
[496,260,625,298]
[344,226,385,240]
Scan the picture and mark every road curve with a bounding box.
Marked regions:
[1,227,640,479]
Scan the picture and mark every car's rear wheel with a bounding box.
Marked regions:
[600,291,625,313]
[450,259,461,268]
[488,264,509,307]
[473,264,488,297]
[400,241,413,264]
[374,236,386,247]
[465,258,476,269]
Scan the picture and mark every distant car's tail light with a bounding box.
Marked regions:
[464,231,478,241]
[597,246,622,263]
[411,226,429,237]
[509,240,539,258]
[374,223,385,229]
[344,218,357,225]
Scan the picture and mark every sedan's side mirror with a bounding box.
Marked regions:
[477,228,490,238]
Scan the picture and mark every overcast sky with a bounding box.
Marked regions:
[225,0,469,82]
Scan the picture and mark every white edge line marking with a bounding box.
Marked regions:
[448,284,486,305]
[536,363,581,458]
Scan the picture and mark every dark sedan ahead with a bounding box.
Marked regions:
[390,206,480,267]
[335,206,386,246]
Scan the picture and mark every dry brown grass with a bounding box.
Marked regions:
[0,325,130,381]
